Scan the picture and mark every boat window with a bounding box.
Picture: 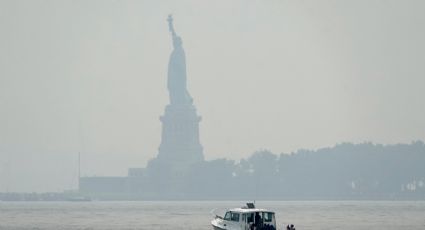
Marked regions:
[247,213,254,223]
[230,212,240,222]
[224,212,231,221]
[263,212,274,222]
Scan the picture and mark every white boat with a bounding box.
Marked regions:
[211,203,277,230]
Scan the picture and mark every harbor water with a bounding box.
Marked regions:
[0,201,424,230]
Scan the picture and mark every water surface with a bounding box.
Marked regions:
[0,201,424,230]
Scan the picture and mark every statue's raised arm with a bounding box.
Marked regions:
[167,14,176,37]
[167,15,182,49]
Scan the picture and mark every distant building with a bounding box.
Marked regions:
[128,168,145,177]
[80,177,128,194]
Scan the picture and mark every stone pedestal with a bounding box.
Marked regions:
[155,103,204,172]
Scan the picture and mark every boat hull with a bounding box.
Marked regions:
[212,225,226,230]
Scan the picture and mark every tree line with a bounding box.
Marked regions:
[147,141,425,199]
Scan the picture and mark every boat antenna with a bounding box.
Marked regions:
[78,152,81,191]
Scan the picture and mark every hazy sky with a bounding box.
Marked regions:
[1,0,424,192]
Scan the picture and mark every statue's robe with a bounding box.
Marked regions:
[167,39,192,105]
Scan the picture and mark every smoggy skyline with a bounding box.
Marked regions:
[1,0,424,192]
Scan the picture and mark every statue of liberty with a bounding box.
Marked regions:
[167,15,193,105]
[147,15,204,178]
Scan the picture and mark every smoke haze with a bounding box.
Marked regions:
[1,0,424,192]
